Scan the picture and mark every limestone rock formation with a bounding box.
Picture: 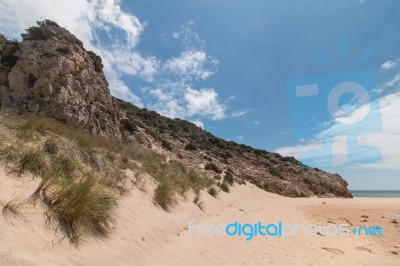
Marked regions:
[0,21,120,137]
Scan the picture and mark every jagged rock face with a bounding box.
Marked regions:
[0,25,120,138]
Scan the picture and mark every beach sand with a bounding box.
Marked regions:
[1,167,399,266]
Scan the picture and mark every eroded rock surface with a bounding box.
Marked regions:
[0,22,120,137]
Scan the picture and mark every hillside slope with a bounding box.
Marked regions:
[0,20,352,198]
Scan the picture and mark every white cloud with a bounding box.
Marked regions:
[377,72,400,93]
[145,21,228,122]
[184,88,225,120]
[88,0,143,47]
[172,20,204,49]
[164,50,218,80]
[172,32,180,39]
[253,120,260,125]
[385,73,400,87]
[100,49,159,82]
[231,109,250,118]
[107,73,142,106]
[381,60,398,70]
[276,91,400,170]
[147,85,226,121]
[237,135,244,140]
[190,120,204,129]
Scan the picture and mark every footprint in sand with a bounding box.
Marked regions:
[322,247,345,255]
[356,246,374,254]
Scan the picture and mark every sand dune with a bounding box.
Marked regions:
[1,167,399,265]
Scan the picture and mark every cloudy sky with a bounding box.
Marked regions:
[0,0,399,189]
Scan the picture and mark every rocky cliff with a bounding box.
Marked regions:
[0,20,120,137]
[0,21,352,198]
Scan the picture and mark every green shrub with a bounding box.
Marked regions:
[44,138,59,155]
[185,142,197,151]
[269,158,279,164]
[120,118,137,134]
[0,39,19,67]
[223,171,234,186]
[213,175,221,181]
[204,162,222,174]
[269,168,282,178]
[208,187,218,198]
[36,19,59,27]
[282,156,298,165]
[161,140,173,151]
[87,50,103,72]
[220,182,230,193]
[203,155,212,161]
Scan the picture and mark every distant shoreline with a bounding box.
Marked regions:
[351,190,400,198]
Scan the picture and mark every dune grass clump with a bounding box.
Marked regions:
[34,174,117,243]
[208,187,218,198]
[152,160,213,210]
[20,115,122,153]
[1,198,23,219]
[153,181,175,211]
[0,145,47,175]
[204,162,222,174]
[99,170,130,196]
[43,138,59,155]
[220,182,230,193]
[193,193,205,211]
[44,155,78,180]
[223,171,234,186]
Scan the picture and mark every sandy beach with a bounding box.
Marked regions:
[1,166,399,266]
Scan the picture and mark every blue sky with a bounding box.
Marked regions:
[1,0,400,189]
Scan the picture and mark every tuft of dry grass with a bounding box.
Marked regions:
[193,193,205,211]
[0,145,47,175]
[34,173,117,243]
[99,170,130,195]
[2,198,23,218]
[20,115,122,153]
[151,160,213,210]
[220,182,230,193]
[208,187,218,198]
[153,181,175,211]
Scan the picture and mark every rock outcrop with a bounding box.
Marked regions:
[0,21,120,137]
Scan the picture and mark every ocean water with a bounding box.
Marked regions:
[351,190,400,198]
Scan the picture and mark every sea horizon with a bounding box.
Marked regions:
[351,190,400,198]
